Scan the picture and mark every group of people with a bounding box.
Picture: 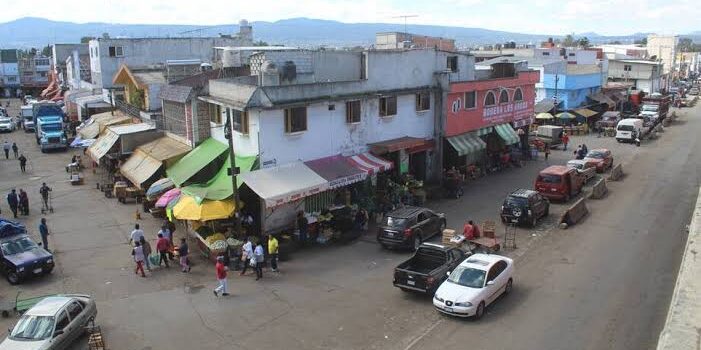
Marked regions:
[574,144,589,160]
[130,220,189,278]
[5,183,51,218]
[213,234,280,297]
[2,140,28,172]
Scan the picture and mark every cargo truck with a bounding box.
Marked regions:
[33,103,67,152]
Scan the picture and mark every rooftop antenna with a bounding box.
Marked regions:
[393,15,418,34]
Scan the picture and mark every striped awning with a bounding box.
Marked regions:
[494,123,520,145]
[447,133,487,157]
[474,126,494,137]
[348,153,393,175]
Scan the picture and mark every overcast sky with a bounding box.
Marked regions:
[1,0,697,36]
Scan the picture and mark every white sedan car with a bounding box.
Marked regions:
[0,117,15,132]
[433,254,514,319]
[1,294,97,350]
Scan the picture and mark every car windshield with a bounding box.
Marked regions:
[9,315,55,341]
[586,151,606,159]
[0,118,11,123]
[641,105,658,112]
[1,236,39,255]
[382,216,407,228]
[567,162,583,170]
[448,266,486,288]
[504,196,528,207]
[617,124,635,131]
[42,124,62,132]
[538,174,561,184]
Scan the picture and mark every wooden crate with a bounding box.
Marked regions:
[482,220,496,239]
[441,229,456,245]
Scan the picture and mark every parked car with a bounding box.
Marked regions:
[0,117,15,132]
[394,243,468,294]
[433,253,514,319]
[689,87,699,95]
[583,149,613,172]
[1,231,54,284]
[566,159,597,183]
[499,189,549,227]
[616,118,644,143]
[535,165,584,202]
[377,206,447,251]
[1,295,97,350]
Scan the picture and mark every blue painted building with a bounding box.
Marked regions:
[542,64,604,110]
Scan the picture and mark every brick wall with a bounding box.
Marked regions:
[163,100,188,141]
[195,100,211,144]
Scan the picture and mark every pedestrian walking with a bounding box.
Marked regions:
[544,144,550,160]
[11,142,17,158]
[18,189,28,215]
[39,183,51,211]
[39,218,49,251]
[179,238,190,272]
[297,211,309,245]
[156,233,170,268]
[18,154,27,173]
[132,241,146,278]
[158,224,174,260]
[3,140,10,159]
[130,224,144,245]
[139,236,152,271]
[561,132,570,151]
[239,237,253,275]
[254,240,264,280]
[213,256,229,297]
[6,189,18,218]
[268,234,279,272]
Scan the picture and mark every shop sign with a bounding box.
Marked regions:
[483,101,529,119]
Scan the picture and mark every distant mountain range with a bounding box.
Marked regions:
[0,17,695,49]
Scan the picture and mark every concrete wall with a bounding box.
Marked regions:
[608,60,656,80]
[90,37,250,89]
[251,92,434,167]
[647,35,678,74]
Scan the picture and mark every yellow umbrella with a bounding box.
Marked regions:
[172,195,236,221]
[535,112,554,120]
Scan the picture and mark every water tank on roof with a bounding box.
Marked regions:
[221,48,242,68]
[281,61,297,81]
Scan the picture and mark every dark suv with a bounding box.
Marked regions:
[500,189,549,227]
[377,206,446,250]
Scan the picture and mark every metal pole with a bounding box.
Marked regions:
[224,108,243,237]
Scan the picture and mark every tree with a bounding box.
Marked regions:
[578,37,590,48]
[607,40,622,45]
[634,37,647,46]
[678,38,694,52]
[80,36,93,43]
[101,32,110,39]
[562,34,576,47]
[252,40,269,46]
[41,45,52,57]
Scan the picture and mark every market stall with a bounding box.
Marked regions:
[120,135,191,189]
[166,138,229,187]
[77,111,131,140]
[172,194,237,263]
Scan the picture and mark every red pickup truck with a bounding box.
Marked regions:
[535,165,584,202]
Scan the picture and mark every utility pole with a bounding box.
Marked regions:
[224,108,242,237]
[554,74,559,111]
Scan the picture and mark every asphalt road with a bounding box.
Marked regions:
[0,98,696,350]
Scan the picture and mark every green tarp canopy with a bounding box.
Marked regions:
[181,154,257,203]
[166,138,228,187]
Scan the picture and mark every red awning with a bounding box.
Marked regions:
[304,155,367,189]
[368,136,432,154]
[348,153,393,176]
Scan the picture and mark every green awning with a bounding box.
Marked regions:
[494,124,520,145]
[447,133,487,157]
[474,126,493,137]
[181,154,257,203]
[166,138,228,187]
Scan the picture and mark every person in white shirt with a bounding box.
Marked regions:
[254,242,264,281]
[130,224,144,246]
[239,237,253,276]
[131,241,146,277]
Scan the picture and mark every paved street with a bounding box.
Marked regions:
[0,97,696,350]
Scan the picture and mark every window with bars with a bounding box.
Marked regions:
[379,96,397,117]
[513,88,524,101]
[284,107,307,133]
[499,90,510,104]
[346,100,361,124]
[484,91,496,106]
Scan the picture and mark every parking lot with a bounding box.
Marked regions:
[0,97,695,350]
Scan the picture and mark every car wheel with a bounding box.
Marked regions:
[474,301,485,320]
[413,234,422,251]
[504,278,513,295]
[6,271,19,285]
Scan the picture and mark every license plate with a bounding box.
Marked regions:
[443,307,453,313]
[551,188,557,192]
[511,219,518,223]
[33,268,42,274]
[386,232,394,237]
[407,280,415,286]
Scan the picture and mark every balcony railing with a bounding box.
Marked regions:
[115,99,142,118]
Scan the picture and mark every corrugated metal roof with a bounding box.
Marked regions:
[107,123,155,135]
[132,71,166,86]
[158,85,194,103]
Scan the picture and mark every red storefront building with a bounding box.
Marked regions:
[443,62,539,171]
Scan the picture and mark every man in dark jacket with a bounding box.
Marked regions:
[18,154,27,173]
[6,189,18,218]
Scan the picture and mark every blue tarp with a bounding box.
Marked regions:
[0,219,26,238]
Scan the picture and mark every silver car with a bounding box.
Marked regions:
[0,295,97,350]
[0,117,15,132]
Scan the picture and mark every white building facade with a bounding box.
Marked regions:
[608,59,663,93]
